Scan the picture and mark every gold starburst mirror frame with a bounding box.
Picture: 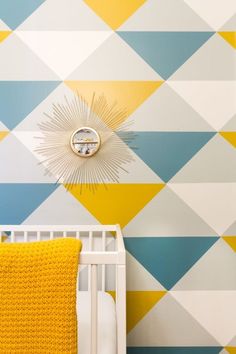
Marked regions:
[35,93,134,191]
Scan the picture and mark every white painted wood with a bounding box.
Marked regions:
[91,264,98,354]
[101,231,106,291]
[0,225,117,232]
[116,264,126,354]
[88,231,93,291]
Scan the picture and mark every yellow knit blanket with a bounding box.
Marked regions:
[0,238,82,354]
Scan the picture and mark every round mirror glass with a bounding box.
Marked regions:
[70,127,101,157]
[71,127,101,157]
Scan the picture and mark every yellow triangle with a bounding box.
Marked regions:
[67,184,165,228]
[218,32,236,49]
[0,31,12,43]
[223,236,236,252]
[219,132,236,148]
[84,0,147,30]
[127,291,166,333]
[0,131,9,142]
[108,291,166,333]
[65,81,163,126]
[225,347,236,354]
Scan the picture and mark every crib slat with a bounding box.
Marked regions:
[24,232,28,242]
[11,232,15,243]
[88,231,93,291]
[91,264,98,354]
[101,231,106,291]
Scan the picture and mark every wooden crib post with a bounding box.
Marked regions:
[116,224,126,354]
[91,264,98,354]
[116,264,126,354]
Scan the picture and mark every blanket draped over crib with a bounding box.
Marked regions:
[0,238,82,354]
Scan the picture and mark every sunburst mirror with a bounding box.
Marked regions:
[35,93,134,191]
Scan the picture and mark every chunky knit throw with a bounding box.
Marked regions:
[0,238,82,353]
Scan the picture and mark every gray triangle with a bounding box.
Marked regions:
[224,221,236,235]
[173,239,236,290]
[221,114,236,131]
[227,334,236,346]
[18,0,110,30]
[127,293,220,346]
[14,83,72,131]
[67,33,161,80]
[171,134,236,182]
[124,186,216,236]
[220,14,236,31]
[0,33,59,80]
[0,133,56,183]
[171,34,236,80]
[125,83,215,132]
[120,0,213,31]
[23,186,98,224]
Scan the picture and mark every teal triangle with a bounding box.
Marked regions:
[0,0,45,29]
[127,347,222,354]
[124,237,219,290]
[122,132,215,182]
[117,32,214,79]
[0,184,59,224]
[0,81,60,130]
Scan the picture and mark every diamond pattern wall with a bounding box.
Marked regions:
[0,1,236,353]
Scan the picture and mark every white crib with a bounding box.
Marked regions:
[0,224,126,354]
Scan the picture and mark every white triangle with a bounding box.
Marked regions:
[124,186,216,236]
[173,238,236,290]
[171,134,236,182]
[0,19,11,30]
[168,81,236,131]
[171,290,236,345]
[221,114,236,131]
[17,0,110,30]
[23,185,98,224]
[120,0,213,31]
[126,252,165,291]
[0,33,59,80]
[15,31,112,79]
[220,13,236,30]
[13,83,74,131]
[183,0,236,30]
[127,292,220,346]
[169,183,236,235]
[171,34,236,80]
[0,133,56,183]
[125,83,214,131]
[68,33,161,80]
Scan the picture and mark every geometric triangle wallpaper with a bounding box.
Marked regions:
[0,1,235,353]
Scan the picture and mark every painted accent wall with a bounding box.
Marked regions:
[0,1,236,353]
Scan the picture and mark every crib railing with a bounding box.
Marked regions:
[0,224,126,354]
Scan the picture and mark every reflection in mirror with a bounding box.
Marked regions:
[70,127,101,157]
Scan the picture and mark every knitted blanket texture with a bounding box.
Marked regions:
[0,238,82,353]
